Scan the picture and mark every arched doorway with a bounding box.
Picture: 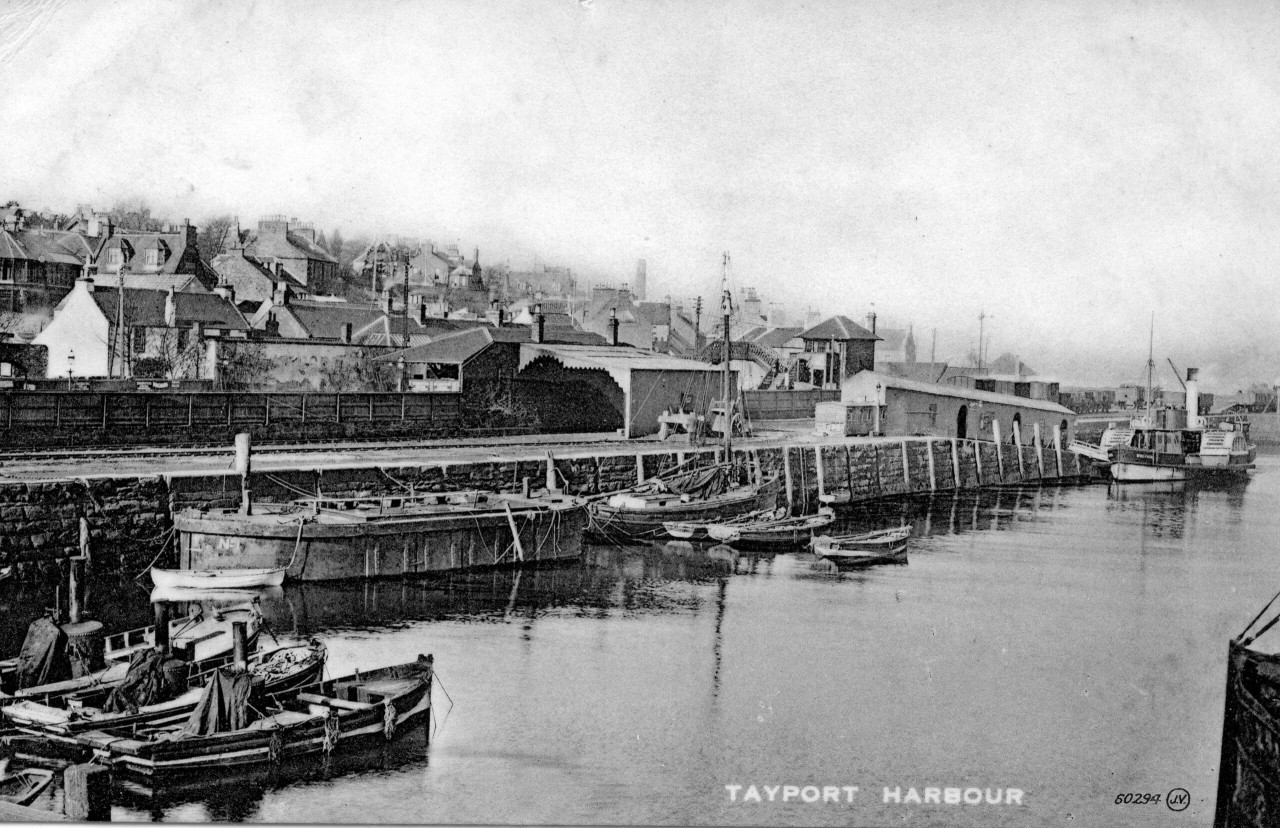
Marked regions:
[956,405,968,438]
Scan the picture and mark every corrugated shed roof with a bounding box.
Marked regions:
[846,370,1072,414]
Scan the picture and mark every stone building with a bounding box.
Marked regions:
[241,216,338,288]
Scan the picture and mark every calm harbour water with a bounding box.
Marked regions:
[8,455,1280,826]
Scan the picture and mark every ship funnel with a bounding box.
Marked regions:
[1186,368,1202,428]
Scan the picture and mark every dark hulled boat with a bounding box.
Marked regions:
[1215,599,1280,827]
[71,655,433,782]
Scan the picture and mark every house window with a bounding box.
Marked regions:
[132,326,147,353]
[146,249,160,267]
[177,328,190,352]
[107,249,123,267]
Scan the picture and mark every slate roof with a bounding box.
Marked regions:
[284,301,385,340]
[378,323,608,363]
[244,229,337,264]
[211,251,305,302]
[800,315,880,341]
[751,327,804,348]
[90,289,248,330]
[0,227,98,265]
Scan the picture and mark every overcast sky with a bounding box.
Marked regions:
[2,0,1277,390]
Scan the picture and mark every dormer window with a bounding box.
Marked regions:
[146,249,159,267]
[107,249,123,267]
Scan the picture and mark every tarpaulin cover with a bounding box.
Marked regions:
[103,648,190,714]
[664,465,736,499]
[16,617,69,690]
[179,669,254,738]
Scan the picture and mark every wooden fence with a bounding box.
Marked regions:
[0,391,464,447]
[741,389,840,420]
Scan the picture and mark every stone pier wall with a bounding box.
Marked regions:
[0,433,1087,581]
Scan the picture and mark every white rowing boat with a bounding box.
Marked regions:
[150,566,286,590]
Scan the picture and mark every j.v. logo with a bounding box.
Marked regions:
[1166,788,1190,812]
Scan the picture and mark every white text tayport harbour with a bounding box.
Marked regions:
[725,784,1026,806]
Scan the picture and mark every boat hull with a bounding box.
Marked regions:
[1111,461,1253,483]
[176,496,586,582]
[79,658,433,783]
[812,529,911,567]
[1215,641,1280,828]
[590,478,781,541]
[151,567,286,590]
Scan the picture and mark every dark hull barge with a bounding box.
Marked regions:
[177,491,586,581]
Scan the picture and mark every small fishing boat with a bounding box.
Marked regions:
[0,768,53,806]
[2,641,326,743]
[72,654,434,782]
[707,509,835,549]
[2,603,262,702]
[662,508,778,541]
[590,467,781,541]
[151,566,286,590]
[811,527,911,566]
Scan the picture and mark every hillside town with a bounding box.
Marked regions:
[2,200,1271,428]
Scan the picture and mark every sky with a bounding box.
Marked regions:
[1,0,1278,391]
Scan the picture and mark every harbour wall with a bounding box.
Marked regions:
[0,434,1085,582]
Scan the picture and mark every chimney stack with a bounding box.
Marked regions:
[533,303,545,344]
[214,281,236,305]
[609,307,620,346]
[867,310,877,335]
[1186,367,1202,428]
[273,280,288,306]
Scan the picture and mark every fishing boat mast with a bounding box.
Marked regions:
[721,251,733,460]
[1143,314,1154,428]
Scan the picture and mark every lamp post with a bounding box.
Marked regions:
[67,350,75,390]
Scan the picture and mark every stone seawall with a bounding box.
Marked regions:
[0,434,1086,582]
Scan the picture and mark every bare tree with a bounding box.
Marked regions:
[131,326,201,380]
[108,200,168,232]
[219,342,276,390]
[197,214,236,262]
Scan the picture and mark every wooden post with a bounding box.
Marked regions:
[926,438,936,491]
[1053,424,1065,477]
[1013,421,1024,476]
[545,451,561,493]
[522,476,530,498]
[69,518,90,624]
[992,420,1004,480]
[815,447,826,501]
[783,446,795,513]
[1032,423,1045,478]
[972,440,982,485]
[234,432,253,515]
[153,602,170,652]
[900,440,911,489]
[64,763,112,821]
[144,398,151,429]
[54,394,61,428]
[951,439,961,488]
[264,394,271,427]
[187,394,194,427]
[301,393,308,424]
[101,393,109,429]
[635,453,645,484]
[232,620,248,672]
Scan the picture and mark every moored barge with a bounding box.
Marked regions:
[176,490,587,581]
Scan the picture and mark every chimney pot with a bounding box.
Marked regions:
[341,322,353,344]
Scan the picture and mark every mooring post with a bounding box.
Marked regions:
[926,438,937,491]
[1053,424,1065,477]
[635,453,646,484]
[545,450,560,493]
[972,440,982,485]
[951,439,961,488]
[782,446,795,514]
[1032,423,1045,478]
[70,517,90,624]
[232,620,248,672]
[992,420,1005,481]
[901,440,911,489]
[153,602,170,652]
[64,762,112,821]
[1013,421,1024,477]
[815,447,826,501]
[234,432,253,515]
[521,476,530,498]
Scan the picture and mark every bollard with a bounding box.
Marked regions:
[521,476,530,498]
[545,451,560,493]
[64,762,111,821]
[153,602,170,652]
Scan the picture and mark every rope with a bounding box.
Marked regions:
[382,700,397,740]
[134,525,177,580]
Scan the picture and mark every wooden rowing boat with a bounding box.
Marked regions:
[662,508,779,541]
[0,768,53,806]
[590,466,781,541]
[810,527,911,566]
[3,641,326,743]
[151,566,286,590]
[72,654,434,782]
[707,510,835,548]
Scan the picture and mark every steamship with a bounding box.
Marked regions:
[1105,368,1256,483]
